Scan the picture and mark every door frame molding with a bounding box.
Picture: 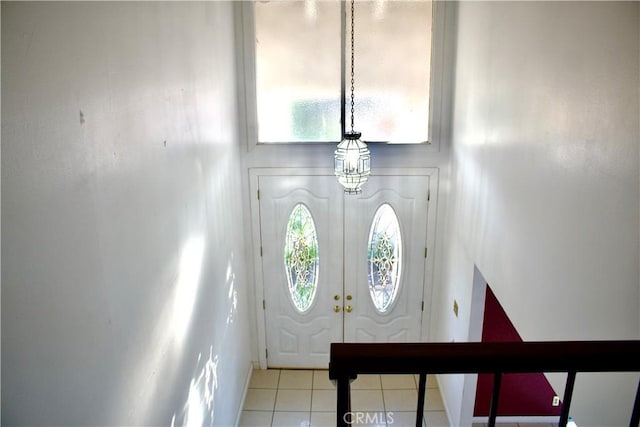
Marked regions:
[249,167,439,369]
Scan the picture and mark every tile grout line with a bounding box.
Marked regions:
[381,375,389,427]
[270,369,280,427]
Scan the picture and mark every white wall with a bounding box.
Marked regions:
[436,1,640,426]
[1,2,251,425]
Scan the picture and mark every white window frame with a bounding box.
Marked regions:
[236,0,451,151]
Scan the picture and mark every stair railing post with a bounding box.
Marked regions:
[558,371,576,427]
[488,372,502,427]
[416,373,427,427]
[337,375,352,427]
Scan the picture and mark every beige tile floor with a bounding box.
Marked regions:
[239,369,448,427]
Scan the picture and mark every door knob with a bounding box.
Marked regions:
[345,305,353,313]
[333,305,341,313]
[346,295,352,301]
[334,295,340,300]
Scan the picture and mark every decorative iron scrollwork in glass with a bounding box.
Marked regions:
[284,204,319,313]
[367,204,402,313]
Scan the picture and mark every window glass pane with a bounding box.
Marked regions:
[348,1,432,143]
[367,204,402,313]
[284,204,320,313]
[255,1,342,142]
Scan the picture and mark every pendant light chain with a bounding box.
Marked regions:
[334,0,370,195]
[350,0,355,134]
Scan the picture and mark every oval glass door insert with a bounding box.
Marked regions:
[367,203,402,313]
[284,203,319,313]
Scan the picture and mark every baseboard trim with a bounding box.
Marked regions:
[435,374,454,427]
[234,362,254,427]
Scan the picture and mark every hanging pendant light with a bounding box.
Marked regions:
[335,0,370,195]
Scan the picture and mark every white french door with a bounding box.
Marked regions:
[256,172,433,368]
[259,175,344,368]
[343,175,429,342]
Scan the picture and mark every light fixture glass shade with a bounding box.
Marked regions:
[334,131,371,194]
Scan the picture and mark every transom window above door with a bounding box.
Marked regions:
[245,0,435,144]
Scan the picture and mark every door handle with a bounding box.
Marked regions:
[334,295,341,300]
[346,295,352,300]
[333,305,341,313]
[345,305,353,313]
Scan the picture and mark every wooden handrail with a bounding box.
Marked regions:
[329,341,640,427]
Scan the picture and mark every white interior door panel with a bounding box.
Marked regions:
[259,175,343,368]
